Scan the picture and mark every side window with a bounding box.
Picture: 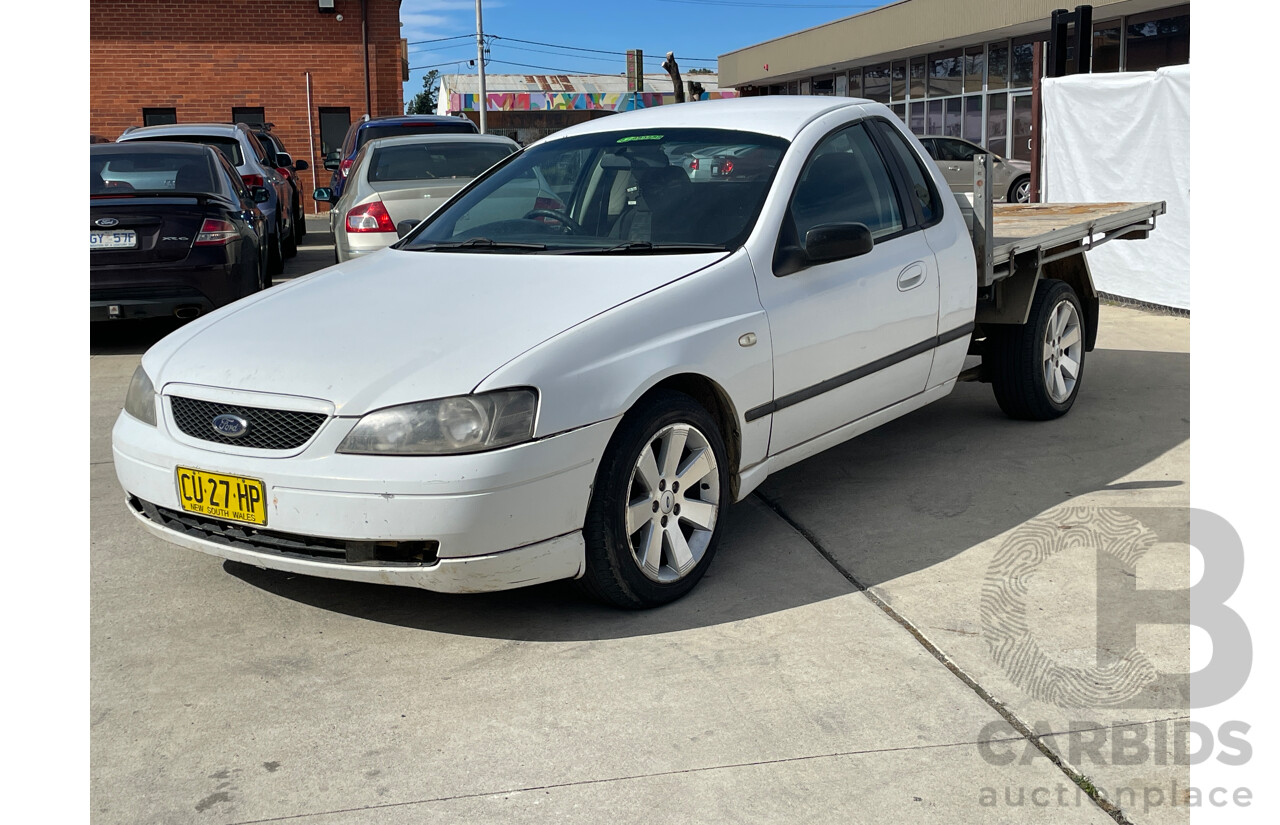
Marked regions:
[919,138,938,159]
[246,133,270,165]
[941,139,978,162]
[787,121,904,245]
[870,119,941,225]
[219,154,250,201]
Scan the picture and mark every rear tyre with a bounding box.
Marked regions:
[988,278,1085,420]
[293,198,306,242]
[1010,176,1031,204]
[267,226,284,276]
[259,239,271,290]
[579,391,730,609]
[282,216,298,258]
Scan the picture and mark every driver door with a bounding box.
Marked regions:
[752,120,940,454]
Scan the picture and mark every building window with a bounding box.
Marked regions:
[1092,20,1122,72]
[812,75,835,96]
[143,107,176,126]
[891,60,906,101]
[319,107,351,164]
[908,101,925,135]
[847,68,862,97]
[944,97,962,137]
[800,79,811,95]
[963,97,983,143]
[891,102,906,123]
[232,107,266,126]
[909,57,926,98]
[835,73,847,96]
[1124,5,1189,72]
[926,99,943,135]
[986,93,1008,158]
[1011,34,1044,88]
[964,47,985,94]
[988,40,1009,90]
[863,62,890,103]
[928,50,962,97]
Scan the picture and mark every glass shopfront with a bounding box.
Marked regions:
[756,5,1188,157]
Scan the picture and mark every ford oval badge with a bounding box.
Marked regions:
[95,218,120,227]
[212,414,249,438]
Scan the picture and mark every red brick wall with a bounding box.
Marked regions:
[90,0,404,211]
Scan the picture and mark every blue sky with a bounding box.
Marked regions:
[401,0,891,105]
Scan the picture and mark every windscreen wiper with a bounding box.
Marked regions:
[570,241,728,254]
[412,237,547,251]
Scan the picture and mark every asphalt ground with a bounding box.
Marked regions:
[89,215,1190,824]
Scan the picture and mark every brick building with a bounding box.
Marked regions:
[90,0,406,210]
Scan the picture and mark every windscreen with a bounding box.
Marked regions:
[129,135,245,167]
[356,122,478,151]
[401,128,788,254]
[369,142,516,182]
[91,151,217,195]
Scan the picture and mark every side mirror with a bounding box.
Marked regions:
[313,187,333,203]
[396,219,418,239]
[276,152,293,167]
[294,159,310,172]
[251,186,271,204]
[805,222,874,264]
[323,157,340,171]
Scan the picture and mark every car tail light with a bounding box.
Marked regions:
[194,218,238,246]
[340,158,354,178]
[276,166,292,180]
[689,158,699,171]
[721,160,735,176]
[241,173,265,188]
[345,200,396,233]
[533,196,564,212]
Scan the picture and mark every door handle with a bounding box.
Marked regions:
[897,262,926,292]
[945,165,962,171]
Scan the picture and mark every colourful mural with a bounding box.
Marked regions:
[447,90,738,113]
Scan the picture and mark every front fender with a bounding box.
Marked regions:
[477,249,774,472]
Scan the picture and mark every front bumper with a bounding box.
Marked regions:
[112,407,619,593]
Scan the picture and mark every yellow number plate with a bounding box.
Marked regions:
[176,467,267,526]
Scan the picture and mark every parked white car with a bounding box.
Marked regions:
[112,96,1160,608]
[317,133,519,262]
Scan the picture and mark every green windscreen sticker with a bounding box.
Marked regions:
[617,134,664,143]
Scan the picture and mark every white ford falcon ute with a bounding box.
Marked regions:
[113,96,982,608]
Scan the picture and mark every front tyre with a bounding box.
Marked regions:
[988,278,1086,420]
[581,391,730,608]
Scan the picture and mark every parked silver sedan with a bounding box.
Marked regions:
[920,136,1031,203]
[317,133,520,262]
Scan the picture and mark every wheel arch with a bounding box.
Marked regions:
[635,373,743,502]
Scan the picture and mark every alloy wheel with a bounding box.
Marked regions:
[1042,299,1083,403]
[625,423,720,583]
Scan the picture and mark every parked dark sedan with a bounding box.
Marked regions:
[91,142,271,322]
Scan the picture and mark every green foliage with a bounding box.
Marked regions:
[406,70,440,115]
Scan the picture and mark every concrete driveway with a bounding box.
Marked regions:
[90,218,1189,824]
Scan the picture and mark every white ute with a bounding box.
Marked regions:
[112,97,1163,608]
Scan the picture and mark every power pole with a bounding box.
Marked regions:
[475,0,487,134]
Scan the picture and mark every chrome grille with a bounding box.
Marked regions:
[169,396,326,449]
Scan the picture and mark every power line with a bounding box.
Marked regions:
[484,59,624,76]
[405,34,474,46]
[493,41,715,67]
[491,35,719,63]
[407,40,476,56]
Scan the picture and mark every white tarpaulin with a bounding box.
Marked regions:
[1042,65,1190,310]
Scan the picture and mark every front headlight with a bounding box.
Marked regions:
[337,389,537,455]
[123,366,157,426]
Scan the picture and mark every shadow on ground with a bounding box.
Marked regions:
[225,346,1189,641]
